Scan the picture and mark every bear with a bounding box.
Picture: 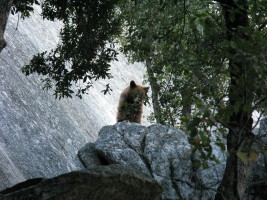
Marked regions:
[116,80,149,124]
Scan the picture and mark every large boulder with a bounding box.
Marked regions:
[0,164,162,200]
[78,122,226,200]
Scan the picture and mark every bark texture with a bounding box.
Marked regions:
[215,0,255,199]
[146,57,163,124]
[0,0,13,52]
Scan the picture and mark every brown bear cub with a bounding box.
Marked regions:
[117,80,149,124]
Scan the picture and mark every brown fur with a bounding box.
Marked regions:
[116,80,149,123]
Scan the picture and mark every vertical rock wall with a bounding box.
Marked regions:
[0,5,150,190]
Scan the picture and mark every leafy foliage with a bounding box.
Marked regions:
[118,1,267,198]
[118,0,267,167]
[12,0,39,19]
[17,0,121,99]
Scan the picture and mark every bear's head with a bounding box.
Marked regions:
[127,80,149,105]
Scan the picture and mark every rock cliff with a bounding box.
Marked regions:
[0,5,150,190]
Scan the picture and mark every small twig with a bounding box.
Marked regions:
[11,13,20,39]
[215,118,237,135]
[252,97,267,110]
[15,13,20,30]
[255,132,267,140]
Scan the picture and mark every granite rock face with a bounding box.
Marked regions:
[0,164,162,200]
[0,5,149,191]
[79,122,226,200]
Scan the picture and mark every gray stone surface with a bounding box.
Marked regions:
[0,164,162,200]
[96,123,152,176]
[79,122,226,200]
[0,5,150,191]
[78,143,105,168]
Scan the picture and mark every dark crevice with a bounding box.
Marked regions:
[169,160,183,199]
[120,126,153,177]
[97,152,110,166]
[140,131,153,177]
[115,126,153,177]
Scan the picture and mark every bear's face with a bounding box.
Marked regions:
[127,81,149,106]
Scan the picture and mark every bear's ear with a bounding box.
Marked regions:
[130,80,137,88]
[143,87,149,93]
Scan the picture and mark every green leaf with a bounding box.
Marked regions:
[249,151,259,162]
[216,142,226,152]
[202,162,209,169]
[236,152,249,164]
[199,131,209,143]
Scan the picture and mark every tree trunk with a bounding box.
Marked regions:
[146,57,163,124]
[0,0,13,52]
[215,0,255,199]
[181,88,192,128]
